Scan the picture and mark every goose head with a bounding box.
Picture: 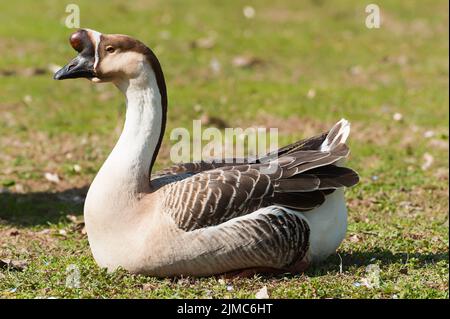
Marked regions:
[54,29,164,89]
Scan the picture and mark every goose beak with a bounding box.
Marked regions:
[53,54,95,80]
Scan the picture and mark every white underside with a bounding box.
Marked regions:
[214,187,348,265]
[299,188,347,263]
[272,188,347,264]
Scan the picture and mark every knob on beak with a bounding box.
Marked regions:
[70,31,85,52]
[54,29,96,80]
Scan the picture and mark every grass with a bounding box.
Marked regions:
[0,0,448,299]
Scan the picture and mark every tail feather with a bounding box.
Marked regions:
[320,119,351,152]
[260,118,358,211]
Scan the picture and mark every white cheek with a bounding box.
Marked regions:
[109,52,144,76]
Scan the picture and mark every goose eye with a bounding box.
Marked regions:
[106,46,115,53]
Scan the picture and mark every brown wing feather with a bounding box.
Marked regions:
[161,140,358,231]
[152,131,330,179]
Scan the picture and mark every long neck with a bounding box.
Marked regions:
[89,65,166,207]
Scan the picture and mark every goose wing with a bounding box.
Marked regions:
[151,131,329,179]
[161,143,358,231]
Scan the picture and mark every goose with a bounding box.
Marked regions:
[53,29,359,277]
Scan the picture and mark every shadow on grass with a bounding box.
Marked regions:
[0,187,88,227]
[305,249,449,277]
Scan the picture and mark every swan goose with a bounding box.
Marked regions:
[54,29,359,277]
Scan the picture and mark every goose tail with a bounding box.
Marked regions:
[320,119,351,152]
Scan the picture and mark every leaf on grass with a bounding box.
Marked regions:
[9,229,19,236]
[255,286,269,299]
[44,172,60,183]
[191,36,216,49]
[67,214,85,233]
[306,89,316,99]
[58,229,67,237]
[142,283,154,291]
[349,234,361,242]
[0,259,28,271]
[392,112,403,121]
[242,6,256,19]
[73,164,82,173]
[421,153,434,170]
[200,113,228,129]
[232,55,263,68]
[209,58,221,75]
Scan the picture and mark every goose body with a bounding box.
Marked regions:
[54,29,359,277]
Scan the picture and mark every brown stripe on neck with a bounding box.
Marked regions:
[97,34,168,177]
[129,42,167,177]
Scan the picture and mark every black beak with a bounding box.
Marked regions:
[53,54,95,80]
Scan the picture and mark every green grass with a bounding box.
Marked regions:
[0,0,448,298]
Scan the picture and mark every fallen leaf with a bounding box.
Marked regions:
[232,55,263,68]
[209,58,221,75]
[200,113,228,129]
[193,104,203,113]
[0,259,28,271]
[22,96,33,106]
[349,65,363,76]
[177,277,190,286]
[255,286,269,299]
[393,112,403,121]
[66,215,78,223]
[349,234,361,242]
[9,229,19,236]
[423,130,435,138]
[243,6,256,19]
[191,36,216,49]
[421,153,434,170]
[142,283,154,291]
[14,184,25,193]
[306,89,316,99]
[428,139,448,150]
[44,172,60,184]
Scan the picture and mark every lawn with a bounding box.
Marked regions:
[0,0,448,298]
